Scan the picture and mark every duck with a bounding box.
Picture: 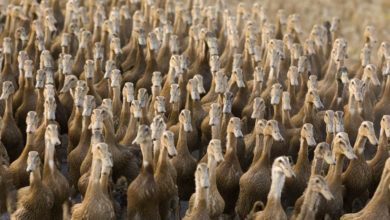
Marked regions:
[249,156,295,220]
[115,83,134,141]
[215,117,244,215]
[292,175,334,220]
[317,132,357,219]
[344,78,365,144]
[0,150,15,216]
[170,109,197,201]
[183,163,210,220]
[0,38,18,91]
[42,124,70,220]
[154,128,179,220]
[0,81,23,161]
[68,95,95,194]
[71,143,116,220]
[12,151,54,220]
[127,125,160,220]
[200,103,222,157]
[374,61,390,132]
[236,120,284,219]
[188,139,224,219]
[15,60,37,135]
[340,158,390,220]
[67,80,89,153]
[9,111,38,189]
[369,115,390,195]
[81,60,102,105]
[284,123,317,207]
[342,121,378,212]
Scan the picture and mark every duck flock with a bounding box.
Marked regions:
[0,0,389,219]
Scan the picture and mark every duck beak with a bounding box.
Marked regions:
[167,144,177,157]
[272,132,284,142]
[345,150,357,160]
[271,95,280,105]
[321,188,334,201]
[233,129,243,138]
[306,135,316,146]
[368,134,379,145]
[184,123,193,132]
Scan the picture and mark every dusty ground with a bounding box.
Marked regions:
[224,0,389,63]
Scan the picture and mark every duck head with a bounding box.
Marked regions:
[161,130,177,157]
[26,151,40,173]
[131,100,142,119]
[362,64,380,86]
[74,80,89,108]
[232,68,245,88]
[60,74,77,93]
[0,81,15,100]
[110,69,122,88]
[151,115,166,141]
[254,66,265,83]
[306,89,323,110]
[179,109,192,132]
[270,83,283,105]
[45,124,61,146]
[94,42,104,61]
[333,132,357,160]
[254,119,267,136]
[264,120,284,142]
[287,66,299,86]
[82,95,96,117]
[196,163,210,189]
[169,84,180,104]
[84,60,95,80]
[209,103,221,126]
[359,121,378,145]
[227,117,243,138]
[349,78,366,111]
[360,43,371,67]
[334,111,345,133]
[301,123,316,146]
[273,156,295,178]
[324,110,335,133]
[123,82,135,103]
[194,75,206,94]
[315,142,336,165]
[208,139,224,163]
[187,78,200,101]
[310,175,334,201]
[364,25,377,46]
[137,88,149,108]
[381,115,390,139]
[89,109,105,133]
[103,60,116,79]
[62,54,73,75]
[251,97,266,119]
[215,70,228,94]
[101,151,113,176]
[26,111,38,133]
[297,55,310,74]
[110,37,122,55]
[154,96,166,114]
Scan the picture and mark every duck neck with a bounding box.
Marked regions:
[3,53,12,74]
[194,185,208,210]
[211,122,221,140]
[296,137,310,171]
[353,134,367,159]
[259,135,273,167]
[374,128,389,159]
[250,81,263,101]
[43,141,56,176]
[95,58,104,82]
[99,169,111,195]
[282,109,293,129]
[156,144,170,173]
[78,115,92,146]
[85,156,103,199]
[272,103,282,121]
[327,153,344,183]
[4,94,13,117]
[177,123,190,155]
[267,170,285,205]
[381,75,390,100]
[140,140,154,172]
[299,189,321,219]
[325,131,334,145]
[112,87,121,109]
[103,117,117,144]
[252,133,264,165]
[311,156,325,176]
[208,156,218,192]
[30,165,43,189]
[226,132,237,157]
